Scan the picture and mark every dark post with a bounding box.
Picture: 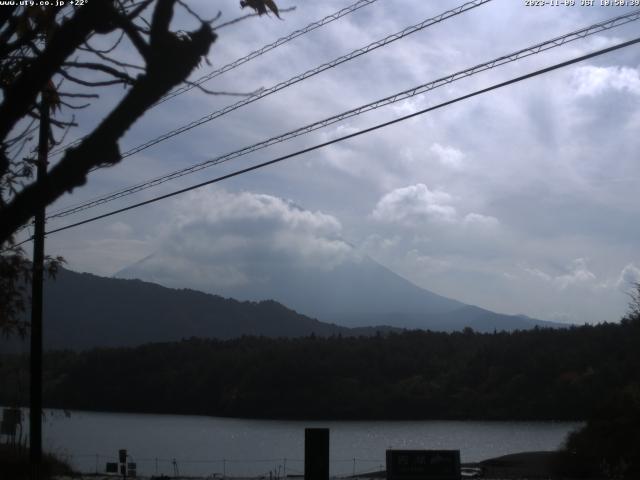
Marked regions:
[119,449,128,479]
[304,428,329,480]
[30,95,49,479]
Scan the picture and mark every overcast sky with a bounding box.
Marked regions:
[24,0,640,325]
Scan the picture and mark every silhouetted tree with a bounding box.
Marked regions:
[3,320,639,421]
[0,0,279,335]
[554,286,640,479]
[625,282,640,322]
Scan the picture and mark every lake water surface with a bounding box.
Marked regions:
[36,409,581,477]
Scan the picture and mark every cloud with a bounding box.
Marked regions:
[53,236,151,277]
[430,143,465,169]
[554,258,597,289]
[462,213,499,229]
[361,234,401,252]
[572,65,640,96]
[170,190,342,235]
[371,184,457,225]
[405,249,451,274]
[371,184,499,231]
[617,263,640,290]
[121,189,356,291]
[105,221,134,237]
[522,258,597,290]
[170,189,352,266]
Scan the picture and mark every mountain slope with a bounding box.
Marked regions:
[117,253,561,331]
[3,258,562,353]
[14,268,360,351]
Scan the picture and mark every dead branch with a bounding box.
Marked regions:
[63,61,137,83]
[58,69,130,88]
[0,0,216,244]
[0,2,112,142]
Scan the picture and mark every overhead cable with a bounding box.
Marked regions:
[158,0,382,106]
[38,36,640,238]
[49,0,382,156]
[46,8,640,220]
[50,0,492,162]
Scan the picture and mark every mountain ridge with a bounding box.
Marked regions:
[3,264,563,353]
[116,252,564,331]
[3,268,398,352]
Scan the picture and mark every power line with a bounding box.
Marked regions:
[115,0,492,159]
[50,0,492,163]
[46,8,640,220]
[49,0,382,156]
[39,36,640,238]
[157,0,382,106]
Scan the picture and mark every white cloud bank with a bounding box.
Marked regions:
[522,258,597,290]
[372,184,458,224]
[371,183,499,229]
[119,189,356,291]
[572,65,640,96]
[169,189,353,268]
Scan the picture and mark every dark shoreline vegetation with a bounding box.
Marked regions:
[1,319,640,477]
[1,319,639,421]
[0,444,73,480]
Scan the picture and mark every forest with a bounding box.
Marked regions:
[1,319,639,421]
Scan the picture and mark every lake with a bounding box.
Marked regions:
[31,409,581,477]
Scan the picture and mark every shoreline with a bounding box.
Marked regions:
[4,405,589,423]
[50,451,591,480]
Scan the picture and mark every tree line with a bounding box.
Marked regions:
[1,319,639,421]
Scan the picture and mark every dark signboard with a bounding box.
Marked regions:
[119,449,127,464]
[386,450,461,480]
[105,462,119,473]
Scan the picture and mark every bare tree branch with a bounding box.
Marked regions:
[63,61,137,83]
[58,69,130,87]
[80,30,126,55]
[58,100,92,110]
[0,2,110,141]
[58,92,100,99]
[112,9,151,61]
[186,79,263,97]
[90,48,145,71]
[1,0,283,333]
[0,3,216,243]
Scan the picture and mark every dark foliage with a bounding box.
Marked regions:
[626,282,640,322]
[0,251,62,339]
[554,380,640,478]
[550,284,640,479]
[0,0,218,244]
[0,1,283,337]
[2,319,639,421]
[0,444,74,480]
[0,0,218,337]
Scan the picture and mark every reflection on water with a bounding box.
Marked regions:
[35,409,582,477]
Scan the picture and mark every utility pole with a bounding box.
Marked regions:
[30,92,49,479]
